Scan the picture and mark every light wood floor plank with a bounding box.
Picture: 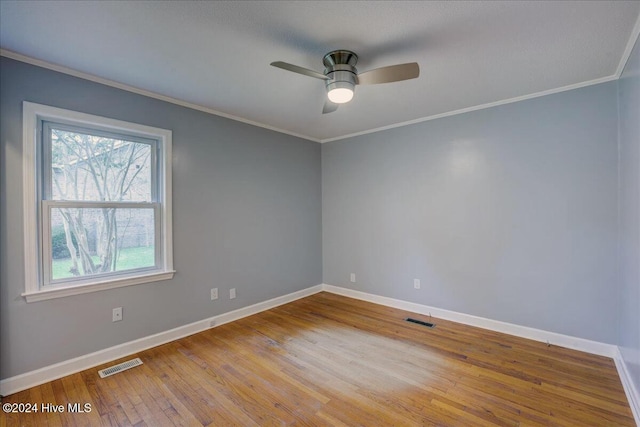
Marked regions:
[1,292,635,426]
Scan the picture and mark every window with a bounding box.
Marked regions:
[23,102,174,302]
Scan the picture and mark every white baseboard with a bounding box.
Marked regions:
[321,284,617,357]
[614,347,640,426]
[0,284,323,397]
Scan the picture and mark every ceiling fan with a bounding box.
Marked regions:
[271,50,420,114]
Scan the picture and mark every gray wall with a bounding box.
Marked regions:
[0,57,322,379]
[618,37,640,396]
[322,82,620,343]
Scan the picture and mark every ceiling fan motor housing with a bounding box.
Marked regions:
[324,50,358,95]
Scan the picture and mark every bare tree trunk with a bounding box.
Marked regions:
[98,208,116,273]
[71,210,96,274]
[60,212,79,276]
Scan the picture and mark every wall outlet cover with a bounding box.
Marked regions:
[112,307,123,322]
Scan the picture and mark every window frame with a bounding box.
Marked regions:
[22,101,174,302]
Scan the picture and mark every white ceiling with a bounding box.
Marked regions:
[1,1,639,142]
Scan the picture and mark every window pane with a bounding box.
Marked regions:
[50,127,152,202]
[50,207,156,281]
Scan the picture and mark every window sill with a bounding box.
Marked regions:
[22,270,176,302]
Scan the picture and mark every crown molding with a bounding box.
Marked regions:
[0,49,320,143]
[319,74,618,143]
[616,13,640,78]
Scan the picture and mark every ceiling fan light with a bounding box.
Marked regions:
[326,79,355,104]
[328,87,354,104]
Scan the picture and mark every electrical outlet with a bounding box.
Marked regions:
[211,288,218,300]
[112,307,123,322]
[414,279,421,289]
[230,288,236,299]
[350,273,356,283]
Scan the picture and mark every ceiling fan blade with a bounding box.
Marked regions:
[322,100,339,114]
[357,62,419,85]
[270,61,329,80]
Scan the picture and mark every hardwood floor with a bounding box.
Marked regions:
[1,292,635,426]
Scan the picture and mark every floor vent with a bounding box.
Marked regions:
[405,318,435,328]
[98,358,143,378]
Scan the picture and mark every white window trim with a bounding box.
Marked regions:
[22,101,174,302]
